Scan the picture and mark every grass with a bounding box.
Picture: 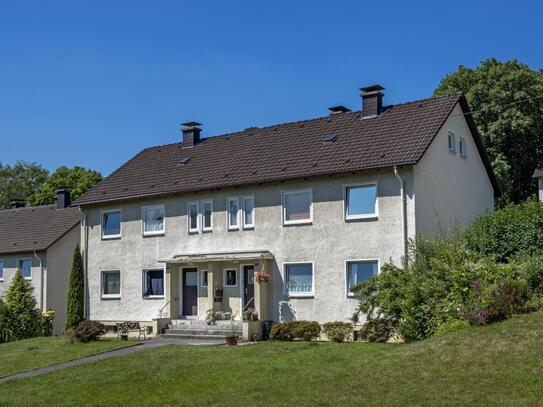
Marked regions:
[0,337,138,377]
[1,312,543,406]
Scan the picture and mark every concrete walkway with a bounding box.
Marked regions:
[0,337,225,384]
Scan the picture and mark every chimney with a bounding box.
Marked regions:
[181,122,202,148]
[10,199,26,209]
[360,84,385,118]
[56,188,71,209]
[328,105,351,115]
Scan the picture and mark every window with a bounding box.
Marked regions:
[448,131,456,152]
[19,259,32,279]
[284,262,313,297]
[102,270,121,298]
[188,201,199,233]
[102,210,121,238]
[0,260,3,281]
[201,270,208,287]
[346,260,379,295]
[459,137,467,157]
[224,269,237,287]
[142,205,165,236]
[243,195,255,229]
[345,184,378,220]
[142,269,164,298]
[282,190,312,225]
[202,200,213,232]
[227,197,240,230]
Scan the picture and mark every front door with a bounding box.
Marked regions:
[243,265,255,309]
[182,268,198,316]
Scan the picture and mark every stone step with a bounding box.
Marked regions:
[165,328,242,336]
[169,323,242,330]
[159,333,231,341]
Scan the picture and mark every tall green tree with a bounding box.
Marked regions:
[0,161,49,209]
[66,244,85,330]
[29,166,102,206]
[434,58,543,205]
[4,269,41,340]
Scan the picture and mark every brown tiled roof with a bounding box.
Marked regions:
[75,93,499,206]
[0,205,80,255]
[533,159,543,178]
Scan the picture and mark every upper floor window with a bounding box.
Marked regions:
[0,260,3,281]
[282,189,312,225]
[188,201,199,233]
[345,184,378,220]
[142,205,165,236]
[102,270,121,299]
[227,197,240,230]
[459,137,467,157]
[448,131,456,152]
[102,210,121,239]
[142,269,164,298]
[346,260,379,295]
[243,195,255,229]
[284,262,313,297]
[19,259,32,279]
[202,200,213,232]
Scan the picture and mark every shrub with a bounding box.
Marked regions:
[41,309,55,337]
[484,279,530,322]
[358,318,395,343]
[435,319,470,336]
[322,321,353,342]
[67,320,105,343]
[465,199,543,261]
[515,254,543,293]
[270,321,321,341]
[66,244,85,330]
[0,299,14,344]
[3,269,41,340]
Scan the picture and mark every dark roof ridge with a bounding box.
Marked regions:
[0,204,56,213]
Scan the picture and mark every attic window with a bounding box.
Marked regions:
[180,157,191,165]
[323,134,337,143]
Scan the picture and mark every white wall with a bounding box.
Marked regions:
[414,103,495,235]
[0,252,45,310]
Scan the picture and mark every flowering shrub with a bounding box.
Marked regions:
[254,268,270,284]
[41,309,55,337]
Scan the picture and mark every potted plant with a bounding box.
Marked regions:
[243,309,259,321]
[225,314,238,346]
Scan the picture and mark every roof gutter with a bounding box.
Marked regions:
[393,166,408,262]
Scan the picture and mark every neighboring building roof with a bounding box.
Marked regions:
[75,93,499,206]
[0,205,80,255]
[533,159,543,178]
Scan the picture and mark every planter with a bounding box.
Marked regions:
[225,336,239,346]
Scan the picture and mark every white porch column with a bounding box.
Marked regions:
[207,262,220,312]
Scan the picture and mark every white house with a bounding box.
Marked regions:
[534,159,543,202]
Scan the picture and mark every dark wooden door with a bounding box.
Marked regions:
[244,265,255,309]
[183,268,198,316]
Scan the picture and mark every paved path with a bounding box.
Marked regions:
[0,338,225,384]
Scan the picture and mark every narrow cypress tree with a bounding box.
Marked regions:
[66,244,85,330]
[4,268,41,339]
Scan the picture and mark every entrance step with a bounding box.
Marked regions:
[159,333,236,341]
[165,328,242,336]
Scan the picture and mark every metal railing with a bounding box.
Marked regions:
[241,297,255,313]
[158,297,178,318]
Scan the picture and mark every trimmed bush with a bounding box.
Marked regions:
[270,321,321,341]
[322,322,353,342]
[67,320,106,343]
[358,319,395,343]
[3,269,41,340]
[66,244,85,330]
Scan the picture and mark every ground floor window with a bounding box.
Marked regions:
[224,269,237,287]
[102,270,121,298]
[346,260,378,295]
[142,269,164,297]
[285,262,313,297]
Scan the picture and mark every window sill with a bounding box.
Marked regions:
[188,230,199,235]
[283,220,312,227]
[243,225,255,230]
[287,294,314,299]
[202,229,213,233]
[345,214,378,222]
[227,227,240,232]
[102,235,121,240]
[24,277,32,281]
[143,232,165,237]
[101,296,121,300]
[143,296,164,300]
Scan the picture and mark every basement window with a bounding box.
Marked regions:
[142,269,164,298]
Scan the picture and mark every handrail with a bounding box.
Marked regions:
[241,297,255,313]
[158,297,179,318]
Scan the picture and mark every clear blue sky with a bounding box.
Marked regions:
[1,0,542,175]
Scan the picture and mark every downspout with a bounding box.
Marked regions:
[79,208,89,319]
[393,166,408,262]
[33,250,45,311]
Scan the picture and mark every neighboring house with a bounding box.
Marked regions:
[74,85,499,334]
[534,159,543,202]
[0,190,80,334]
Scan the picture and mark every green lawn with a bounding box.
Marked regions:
[0,337,138,377]
[1,312,543,406]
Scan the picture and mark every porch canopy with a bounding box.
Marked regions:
[159,250,274,264]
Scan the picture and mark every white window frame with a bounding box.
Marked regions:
[0,259,3,281]
[283,261,314,298]
[141,204,165,236]
[344,182,379,221]
[459,136,467,157]
[223,268,238,287]
[101,270,121,299]
[345,258,380,297]
[202,199,213,232]
[187,201,200,234]
[242,195,255,229]
[142,268,165,299]
[201,269,208,287]
[282,189,313,226]
[226,197,241,231]
[101,209,122,239]
[18,258,32,280]
[448,130,456,153]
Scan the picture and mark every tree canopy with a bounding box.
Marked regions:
[434,58,543,205]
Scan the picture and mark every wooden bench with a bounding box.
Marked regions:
[116,321,147,340]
